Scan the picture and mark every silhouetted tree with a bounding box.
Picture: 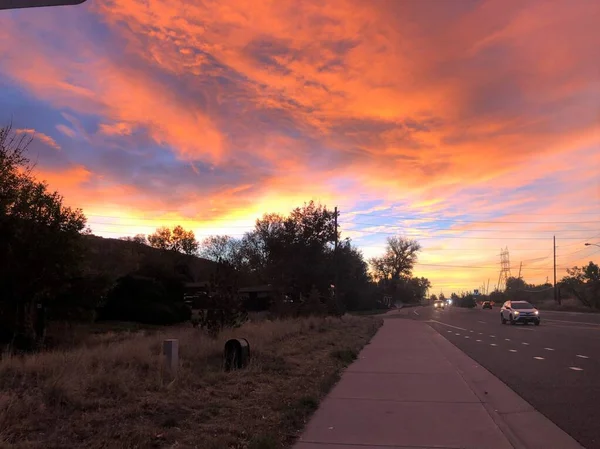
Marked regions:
[369,236,421,281]
[560,261,600,309]
[120,234,148,245]
[148,225,199,255]
[199,235,241,265]
[0,125,88,349]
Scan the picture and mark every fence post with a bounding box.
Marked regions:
[163,339,179,378]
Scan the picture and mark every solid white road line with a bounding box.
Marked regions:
[576,355,589,359]
[569,367,584,371]
[534,356,545,360]
[477,320,487,324]
[428,320,468,331]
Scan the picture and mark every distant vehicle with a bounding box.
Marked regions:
[482,301,492,309]
[500,300,540,325]
[434,300,445,309]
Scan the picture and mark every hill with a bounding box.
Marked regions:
[82,234,219,282]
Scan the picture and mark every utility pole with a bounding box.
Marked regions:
[486,279,490,295]
[518,262,522,279]
[334,206,339,304]
[553,235,559,305]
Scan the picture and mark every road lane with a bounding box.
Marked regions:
[412,305,600,449]
[541,310,600,325]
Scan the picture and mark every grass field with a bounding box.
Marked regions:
[0,315,382,449]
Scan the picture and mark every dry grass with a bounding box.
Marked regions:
[0,315,382,449]
[533,298,600,313]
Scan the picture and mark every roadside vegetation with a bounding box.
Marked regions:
[0,315,382,448]
[0,124,429,354]
[431,270,600,312]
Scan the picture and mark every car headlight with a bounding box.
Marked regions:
[514,311,520,315]
[534,310,539,315]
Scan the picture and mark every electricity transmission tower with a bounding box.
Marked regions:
[496,247,512,291]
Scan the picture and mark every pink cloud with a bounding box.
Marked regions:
[15,128,61,150]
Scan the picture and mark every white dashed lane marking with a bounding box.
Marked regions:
[455,333,460,336]
[509,349,517,353]
[544,348,555,351]
[476,339,482,342]
[505,338,511,341]
[490,343,497,347]
[464,336,470,339]
[534,356,545,360]
[490,335,496,338]
[569,367,584,371]
[576,355,589,359]
[522,342,529,346]
[447,330,452,333]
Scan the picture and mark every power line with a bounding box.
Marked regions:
[82,211,600,227]
[79,205,600,218]
[348,217,600,225]
[553,233,600,249]
[85,220,598,241]
[415,262,570,270]
[344,225,599,233]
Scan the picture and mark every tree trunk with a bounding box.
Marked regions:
[13,300,37,351]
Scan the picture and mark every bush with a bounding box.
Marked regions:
[299,286,327,316]
[97,275,190,325]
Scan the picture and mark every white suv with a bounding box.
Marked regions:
[500,300,540,326]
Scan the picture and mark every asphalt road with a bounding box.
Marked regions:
[411,305,600,449]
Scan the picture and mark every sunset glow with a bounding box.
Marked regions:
[1,0,598,293]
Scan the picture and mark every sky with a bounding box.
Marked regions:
[0,0,599,294]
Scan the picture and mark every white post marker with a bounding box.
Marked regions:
[163,339,179,378]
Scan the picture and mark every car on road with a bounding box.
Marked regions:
[500,300,540,325]
[482,301,492,309]
[433,299,445,310]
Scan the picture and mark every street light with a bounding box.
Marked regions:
[584,243,600,248]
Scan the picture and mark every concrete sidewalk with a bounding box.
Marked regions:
[294,317,584,449]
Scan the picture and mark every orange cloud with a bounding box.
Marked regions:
[1,0,598,292]
[98,122,134,136]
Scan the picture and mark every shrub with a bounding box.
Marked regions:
[97,275,190,325]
